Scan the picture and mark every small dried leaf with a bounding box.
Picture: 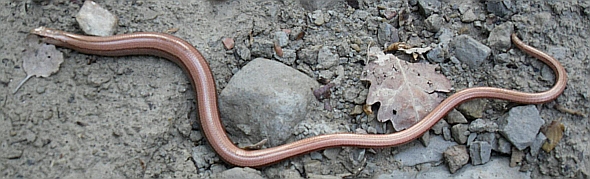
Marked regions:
[13,36,64,93]
[361,47,451,131]
[542,121,565,152]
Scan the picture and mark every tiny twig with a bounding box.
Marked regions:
[554,104,587,117]
[13,75,32,94]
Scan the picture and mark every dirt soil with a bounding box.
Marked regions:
[1,0,588,178]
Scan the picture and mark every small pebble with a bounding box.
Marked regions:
[222,37,235,50]
[75,1,118,36]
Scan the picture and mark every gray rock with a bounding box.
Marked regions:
[310,151,323,160]
[476,133,497,151]
[495,53,510,63]
[426,45,445,63]
[274,31,289,47]
[317,46,339,69]
[75,1,118,36]
[445,109,468,124]
[307,173,341,179]
[323,148,341,160]
[392,135,456,166]
[437,28,453,47]
[191,146,218,170]
[250,38,275,59]
[431,119,449,135]
[299,0,342,11]
[298,45,321,65]
[420,131,431,146]
[310,10,327,26]
[469,118,498,133]
[276,49,297,65]
[488,22,514,52]
[444,145,469,173]
[466,133,477,146]
[530,133,546,156]
[498,105,545,150]
[460,9,477,23]
[219,58,319,147]
[486,0,513,17]
[378,22,396,46]
[417,0,441,16]
[236,44,251,60]
[374,157,530,179]
[457,99,487,119]
[451,124,470,144]
[496,137,512,154]
[452,35,492,68]
[425,14,444,33]
[213,167,265,179]
[443,126,452,141]
[275,168,304,179]
[469,141,492,165]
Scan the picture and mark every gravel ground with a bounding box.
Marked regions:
[0,0,588,178]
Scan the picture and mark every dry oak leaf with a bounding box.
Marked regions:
[13,35,64,94]
[361,47,451,131]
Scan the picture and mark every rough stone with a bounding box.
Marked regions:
[276,49,297,65]
[496,137,512,154]
[378,22,396,46]
[437,28,453,48]
[486,0,513,17]
[213,167,265,179]
[469,141,492,165]
[476,133,497,151]
[323,148,340,160]
[451,35,492,68]
[250,38,275,59]
[310,10,327,26]
[460,9,477,22]
[374,157,530,179]
[219,58,319,147]
[443,145,469,173]
[317,46,339,69]
[451,124,470,144]
[445,109,468,124]
[275,168,304,179]
[192,146,218,170]
[392,135,456,166]
[75,1,118,36]
[310,151,323,160]
[469,118,498,133]
[466,133,477,146]
[425,14,444,33]
[431,119,449,135]
[417,0,441,16]
[442,127,452,141]
[456,99,487,119]
[236,43,251,60]
[298,45,321,65]
[498,105,544,150]
[488,22,514,52]
[300,0,342,11]
[274,31,289,47]
[426,45,445,63]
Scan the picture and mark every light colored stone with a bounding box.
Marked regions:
[219,58,319,147]
[75,1,118,36]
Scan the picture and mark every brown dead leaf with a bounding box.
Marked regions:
[13,35,64,94]
[542,120,565,152]
[361,47,451,131]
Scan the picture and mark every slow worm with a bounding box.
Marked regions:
[30,27,567,167]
